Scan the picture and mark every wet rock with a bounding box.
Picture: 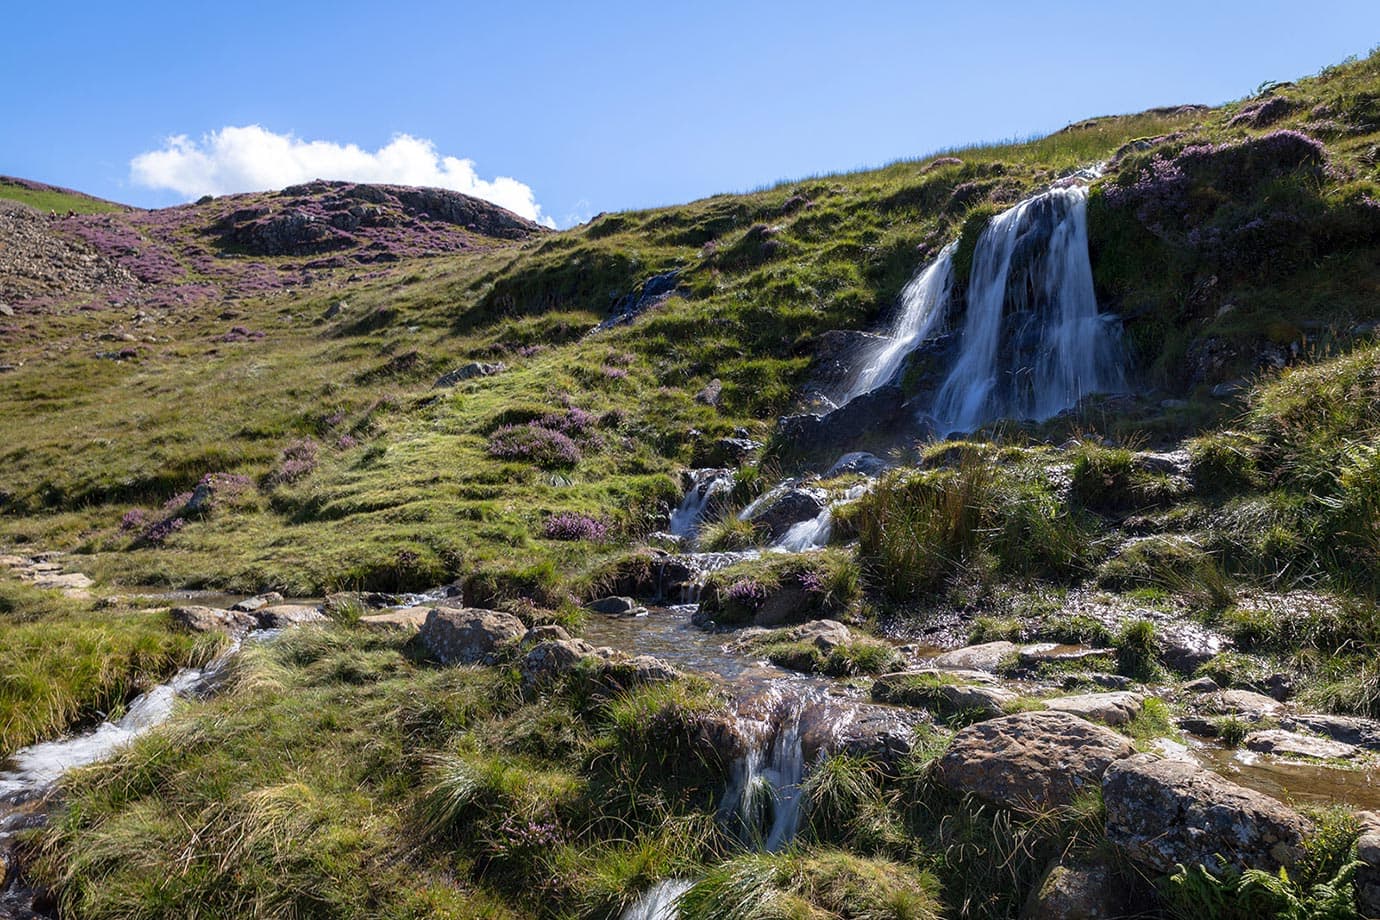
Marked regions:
[1175,716,1220,738]
[170,604,257,635]
[231,592,284,613]
[872,671,1017,721]
[932,641,1018,673]
[1157,621,1229,672]
[324,591,399,612]
[1207,688,1284,721]
[824,451,888,479]
[1018,643,1115,667]
[420,607,526,665]
[742,486,827,542]
[695,436,761,467]
[774,385,922,467]
[1281,713,1380,749]
[1103,754,1312,874]
[433,361,505,388]
[798,698,926,770]
[358,609,428,630]
[1242,729,1359,760]
[254,604,329,628]
[1044,691,1145,727]
[935,711,1136,809]
[1022,855,1131,920]
[587,596,639,615]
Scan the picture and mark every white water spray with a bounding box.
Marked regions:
[621,879,694,920]
[843,242,956,401]
[668,469,734,539]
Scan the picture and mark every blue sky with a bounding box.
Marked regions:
[4,1,1377,226]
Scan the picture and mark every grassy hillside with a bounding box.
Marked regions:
[0,176,128,215]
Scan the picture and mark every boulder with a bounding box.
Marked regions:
[1157,621,1229,672]
[523,624,572,644]
[1356,812,1380,919]
[1182,676,1220,693]
[788,618,854,652]
[932,641,1018,673]
[824,451,888,479]
[743,487,827,542]
[587,596,639,615]
[170,604,257,635]
[1062,673,1134,691]
[1103,753,1312,874]
[1242,729,1359,760]
[797,698,927,771]
[1044,691,1145,727]
[935,711,1136,810]
[1206,688,1284,721]
[231,592,284,613]
[872,671,1017,721]
[253,604,328,628]
[1021,856,1131,920]
[358,609,429,631]
[773,385,921,466]
[520,638,601,687]
[604,655,684,688]
[433,361,505,388]
[420,607,526,665]
[1280,713,1380,749]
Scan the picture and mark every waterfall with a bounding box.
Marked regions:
[842,242,956,402]
[770,483,871,554]
[930,184,1126,434]
[668,469,734,539]
[621,879,695,920]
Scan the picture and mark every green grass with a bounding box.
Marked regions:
[0,575,219,757]
[0,177,127,214]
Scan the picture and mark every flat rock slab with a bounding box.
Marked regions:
[1206,689,1284,721]
[1281,713,1380,749]
[872,672,1016,721]
[1103,753,1312,874]
[1243,729,1360,760]
[1044,691,1145,727]
[421,606,526,665]
[932,641,1018,673]
[231,592,285,613]
[254,604,329,628]
[358,609,429,630]
[30,572,94,590]
[935,711,1135,810]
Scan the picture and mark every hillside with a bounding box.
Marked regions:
[2,49,1380,920]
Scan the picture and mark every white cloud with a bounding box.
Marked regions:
[131,125,554,226]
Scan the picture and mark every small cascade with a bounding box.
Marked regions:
[669,469,735,540]
[842,242,956,402]
[770,483,872,554]
[930,184,1126,433]
[620,879,694,920]
[736,479,794,523]
[0,640,243,801]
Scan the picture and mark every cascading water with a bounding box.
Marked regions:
[668,469,735,540]
[931,183,1127,433]
[842,242,956,402]
[621,879,695,920]
[770,483,872,553]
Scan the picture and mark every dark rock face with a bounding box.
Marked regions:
[824,451,888,478]
[420,607,526,665]
[773,386,929,469]
[934,711,1135,810]
[595,270,681,331]
[1102,753,1312,874]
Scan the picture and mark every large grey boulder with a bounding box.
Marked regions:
[935,711,1135,810]
[170,605,258,636]
[520,638,601,687]
[420,607,526,664]
[1021,855,1131,920]
[1102,753,1312,874]
[231,592,284,613]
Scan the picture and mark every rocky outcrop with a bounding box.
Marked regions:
[433,362,505,388]
[1102,753,1312,874]
[773,386,927,468]
[824,451,888,479]
[935,711,1135,809]
[420,607,526,665]
[1044,691,1144,727]
[742,486,827,542]
[1280,713,1380,749]
[1357,812,1380,919]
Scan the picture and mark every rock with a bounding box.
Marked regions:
[824,451,888,479]
[596,270,681,331]
[1207,688,1284,721]
[1281,713,1380,749]
[694,378,723,406]
[1242,729,1359,760]
[1157,621,1228,672]
[789,618,854,652]
[29,571,94,591]
[231,592,284,613]
[170,605,257,635]
[932,641,1018,673]
[0,302,13,316]
[520,638,601,687]
[1044,691,1145,727]
[1182,676,1220,693]
[1062,673,1134,691]
[1175,716,1221,737]
[1018,643,1115,667]
[1357,812,1380,918]
[696,436,761,467]
[1260,671,1296,701]
[358,609,429,630]
[1132,449,1191,477]
[523,624,572,644]
[420,607,526,665]
[1022,856,1130,920]
[1103,754,1312,874]
[742,486,827,542]
[323,300,348,319]
[254,604,328,628]
[587,596,638,615]
[324,591,399,611]
[935,711,1136,810]
[433,361,505,388]
[604,654,684,688]
[793,697,927,771]
[773,386,923,467]
[872,672,1017,721]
